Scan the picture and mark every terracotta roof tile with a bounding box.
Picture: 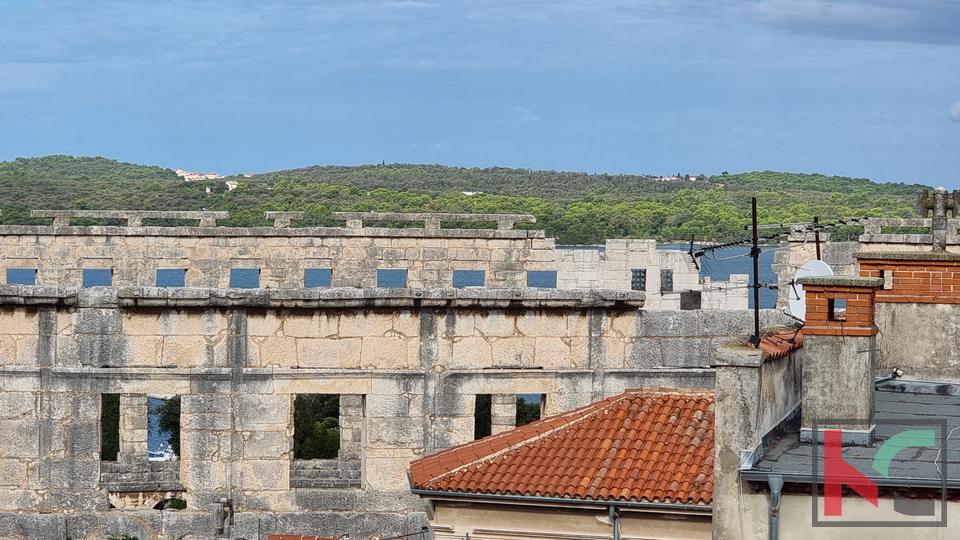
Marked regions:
[759,330,803,360]
[410,389,714,505]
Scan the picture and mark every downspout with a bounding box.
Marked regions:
[609,505,621,540]
[768,475,784,540]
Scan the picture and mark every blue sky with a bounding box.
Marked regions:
[1,0,958,187]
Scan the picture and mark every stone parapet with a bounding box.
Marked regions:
[331,211,537,231]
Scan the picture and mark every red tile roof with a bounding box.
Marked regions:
[759,330,803,360]
[410,389,714,505]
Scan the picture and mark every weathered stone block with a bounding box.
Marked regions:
[181,394,231,414]
[246,310,283,336]
[182,430,227,462]
[0,419,40,457]
[160,335,213,367]
[0,489,42,512]
[241,430,290,459]
[21,513,65,540]
[45,489,108,512]
[0,392,36,419]
[65,513,99,540]
[239,459,289,490]
[366,417,423,447]
[47,460,99,489]
[0,460,27,487]
[242,490,297,511]
[338,312,394,338]
[282,312,340,338]
[64,420,100,458]
[359,336,413,369]
[236,394,289,429]
[99,510,161,540]
[181,459,229,492]
[123,334,164,366]
[254,335,298,367]
[183,412,232,431]
[160,509,210,540]
[296,488,358,511]
[491,337,535,367]
[450,336,491,368]
[365,394,413,418]
[639,310,699,337]
[297,337,361,368]
[626,338,663,368]
[74,308,122,335]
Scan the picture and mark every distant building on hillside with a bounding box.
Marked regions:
[174,169,224,181]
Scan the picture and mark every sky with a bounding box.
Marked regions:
[0,0,959,187]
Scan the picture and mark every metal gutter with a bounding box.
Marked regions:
[409,489,713,514]
[741,470,954,489]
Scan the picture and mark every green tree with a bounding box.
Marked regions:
[293,394,340,459]
[516,397,541,426]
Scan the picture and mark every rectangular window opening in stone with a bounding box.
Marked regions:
[156,268,186,287]
[101,393,120,461]
[229,268,260,288]
[527,270,558,288]
[149,394,181,460]
[829,298,847,321]
[474,394,492,439]
[293,394,341,460]
[477,394,544,439]
[292,394,363,489]
[83,268,113,287]
[660,269,674,292]
[102,394,184,510]
[516,394,543,427]
[631,268,646,291]
[377,269,408,288]
[6,268,36,285]
[453,269,485,288]
[304,268,333,287]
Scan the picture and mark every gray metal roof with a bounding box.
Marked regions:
[742,385,960,487]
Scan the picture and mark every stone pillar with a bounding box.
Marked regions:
[490,394,517,435]
[119,394,148,464]
[713,345,766,540]
[180,394,233,508]
[234,393,291,498]
[339,394,364,467]
[797,276,882,444]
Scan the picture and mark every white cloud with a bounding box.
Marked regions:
[512,106,539,123]
[951,101,960,122]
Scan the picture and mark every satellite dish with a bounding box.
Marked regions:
[788,260,834,321]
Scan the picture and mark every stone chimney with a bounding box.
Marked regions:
[797,275,883,444]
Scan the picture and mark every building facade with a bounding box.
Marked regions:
[0,210,762,540]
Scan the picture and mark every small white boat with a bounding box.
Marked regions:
[148,445,178,461]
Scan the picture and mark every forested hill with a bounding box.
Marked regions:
[0,155,178,182]
[263,164,691,201]
[717,170,926,195]
[0,156,931,244]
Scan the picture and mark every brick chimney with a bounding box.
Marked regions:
[797,275,883,444]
